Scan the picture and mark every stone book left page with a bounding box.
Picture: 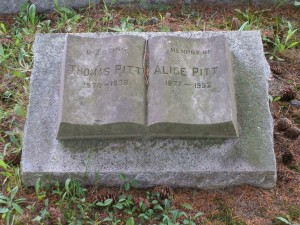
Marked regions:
[56,34,147,139]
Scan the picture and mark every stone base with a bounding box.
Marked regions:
[22,32,276,189]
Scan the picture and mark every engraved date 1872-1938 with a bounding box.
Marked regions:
[83,80,129,88]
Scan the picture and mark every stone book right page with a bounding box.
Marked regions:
[147,35,239,138]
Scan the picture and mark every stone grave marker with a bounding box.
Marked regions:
[57,34,238,139]
[22,32,276,189]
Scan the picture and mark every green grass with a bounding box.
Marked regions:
[1,178,204,224]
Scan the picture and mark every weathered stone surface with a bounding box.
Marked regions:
[147,35,238,138]
[0,0,293,14]
[58,34,237,139]
[22,31,276,189]
[57,34,146,139]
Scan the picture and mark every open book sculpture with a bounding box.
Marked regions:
[56,34,238,139]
